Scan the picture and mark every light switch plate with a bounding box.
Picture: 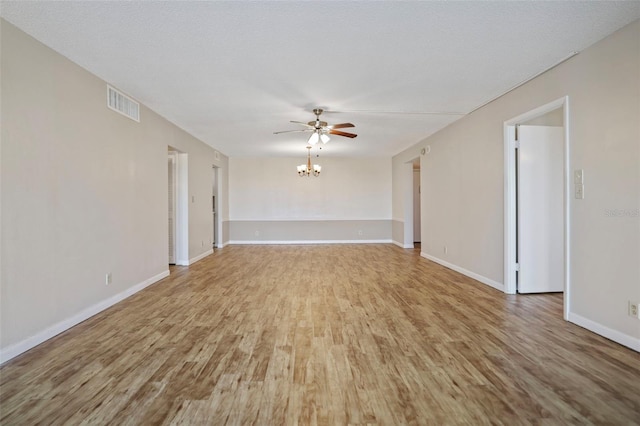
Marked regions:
[575,184,584,199]
[574,169,584,184]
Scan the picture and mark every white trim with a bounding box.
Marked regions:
[393,240,414,249]
[212,166,220,252]
[568,313,640,353]
[403,161,415,249]
[228,239,393,245]
[421,253,504,292]
[0,270,170,365]
[562,102,571,320]
[503,123,517,294]
[175,153,189,266]
[189,249,213,265]
[168,153,177,265]
[503,96,571,320]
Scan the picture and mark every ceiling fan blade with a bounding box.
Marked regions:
[290,120,314,128]
[329,123,355,129]
[329,130,358,138]
[273,129,313,135]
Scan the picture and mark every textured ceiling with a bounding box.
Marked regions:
[1,1,639,157]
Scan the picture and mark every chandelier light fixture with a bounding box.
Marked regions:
[297,146,321,177]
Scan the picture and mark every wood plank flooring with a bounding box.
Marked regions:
[1,244,639,425]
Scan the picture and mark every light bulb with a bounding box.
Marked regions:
[320,134,330,144]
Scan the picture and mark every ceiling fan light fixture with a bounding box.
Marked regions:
[275,108,357,144]
[308,132,320,145]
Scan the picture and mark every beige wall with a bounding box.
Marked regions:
[228,156,392,242]
[0,20,229,360]
[229,220,391,243]
[393,20,640,348]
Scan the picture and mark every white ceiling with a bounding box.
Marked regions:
[2,1,639,158]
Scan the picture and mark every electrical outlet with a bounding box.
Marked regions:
[105,273,112,285]
[358,230,363,236]
[254,230,260,237]
[629,301,639,318]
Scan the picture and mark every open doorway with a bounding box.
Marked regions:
[168,147,189,266]
[212,165,220,249]
[168,152,177,264]
[413,159,421,246]
[504,97,570,319]
[402,157,421,249]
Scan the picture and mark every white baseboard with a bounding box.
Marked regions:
[421,252,504,292]
[393,240,414,249]
[0,270,170,365]
[175,259,189,266]
[228,239,393,245]
[189,249,213,265]
[568,312,640,352]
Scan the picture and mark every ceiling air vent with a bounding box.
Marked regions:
[107,85,140,122]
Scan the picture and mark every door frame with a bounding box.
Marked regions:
[212,165,220,249]
[168,153,177,264]
[402,158,420,249]
[503,96,571,319]
[175,151,189,265]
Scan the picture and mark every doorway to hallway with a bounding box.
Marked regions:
[504,97,570,318]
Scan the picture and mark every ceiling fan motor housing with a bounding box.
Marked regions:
[309,120,328,128]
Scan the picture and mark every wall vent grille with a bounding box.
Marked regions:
[107,85,140,122]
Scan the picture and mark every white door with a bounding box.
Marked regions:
[517,125,564,293]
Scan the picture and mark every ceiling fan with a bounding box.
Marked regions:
[274,108,357,145]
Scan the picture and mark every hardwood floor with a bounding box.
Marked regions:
[1,244,639,425]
